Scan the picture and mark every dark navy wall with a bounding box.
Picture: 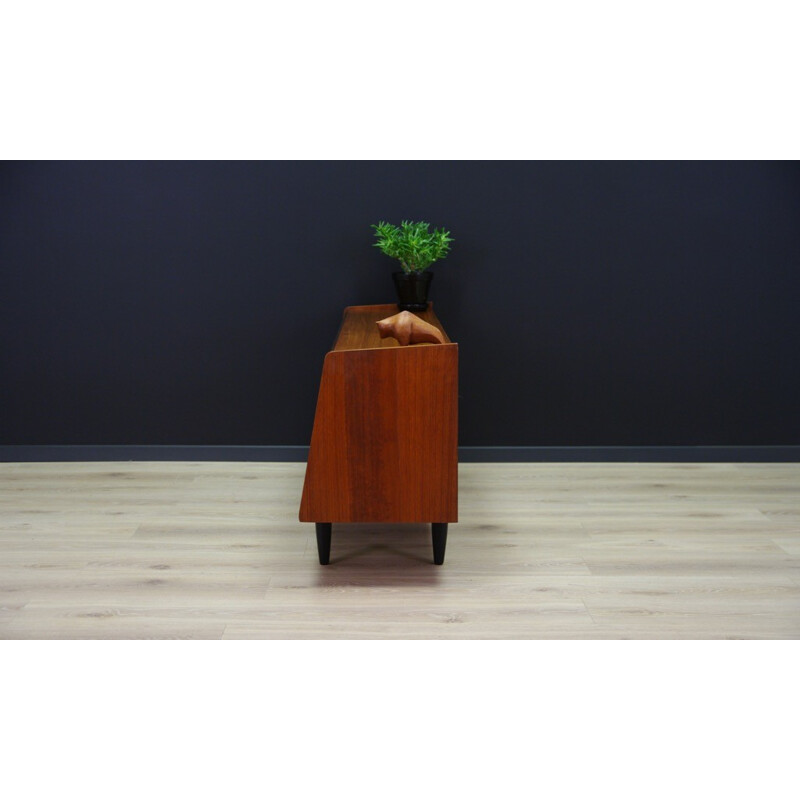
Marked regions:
[1,161,799,450]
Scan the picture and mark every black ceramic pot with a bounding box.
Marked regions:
[392,271,432,311]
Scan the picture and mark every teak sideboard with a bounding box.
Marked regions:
[299,304,458,565]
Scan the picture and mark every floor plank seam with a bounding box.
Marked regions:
[580,598,600,628]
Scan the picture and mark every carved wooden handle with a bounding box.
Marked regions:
[376,310,445,346]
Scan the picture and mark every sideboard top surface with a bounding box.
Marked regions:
[332,304,452,352]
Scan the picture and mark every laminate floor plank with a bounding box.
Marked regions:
[771,535,800,555]
[1,461,799,639]
[3,614,227,640]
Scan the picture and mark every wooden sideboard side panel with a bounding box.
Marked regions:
[299,352,352,521]
[299,344,458,523]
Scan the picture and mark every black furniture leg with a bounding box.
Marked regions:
[432,523,448,565]
[315,523,332,565]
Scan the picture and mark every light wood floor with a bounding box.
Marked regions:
[0,461,798,639]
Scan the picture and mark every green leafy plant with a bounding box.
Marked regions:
[371,220,454,274]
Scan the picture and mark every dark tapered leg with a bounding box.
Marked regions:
[432,523,448,565]
[315,523,332,565]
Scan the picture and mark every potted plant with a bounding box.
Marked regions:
[371,220,454,311]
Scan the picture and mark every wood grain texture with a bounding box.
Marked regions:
[300,304,458,524]
[299,345,458,522]
[0,462,798,639]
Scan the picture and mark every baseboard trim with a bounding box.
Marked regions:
[0,445,309,462]
[457,446,800,462]
[1,445,799,463]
